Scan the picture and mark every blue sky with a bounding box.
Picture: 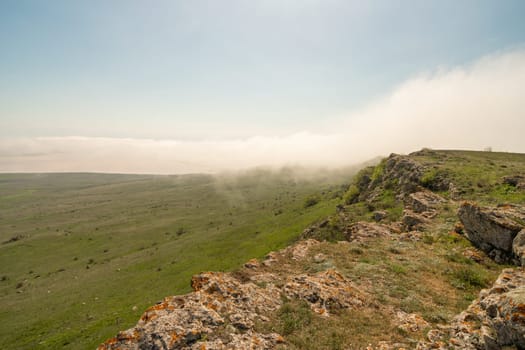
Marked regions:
[1,0,524,139]
[1,1,525,172]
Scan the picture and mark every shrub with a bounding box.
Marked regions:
[304,195,320,208]
[371,160,386,183]
[451,268,490,289]
[343,184,360,204]
[420,169,438,188]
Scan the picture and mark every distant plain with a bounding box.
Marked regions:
[0,168,353,349]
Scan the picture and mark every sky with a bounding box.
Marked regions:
[1,0,524,173]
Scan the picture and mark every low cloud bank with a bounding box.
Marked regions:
[1,49,524,174]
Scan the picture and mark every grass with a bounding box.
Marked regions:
[0,168,353,350]
[2,149,525,349]
[277,299,313,335]
[411,149,525,204]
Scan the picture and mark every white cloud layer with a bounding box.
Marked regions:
[1,49,525,174]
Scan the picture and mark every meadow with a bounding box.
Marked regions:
[0,168,353,349]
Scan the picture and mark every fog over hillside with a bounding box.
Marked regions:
[1,49,524,174]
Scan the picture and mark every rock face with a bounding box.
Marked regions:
[353,154,428,204]
[458,202,525,264]
[418,268,525,350]
[98,240,364,350]
[513,229,525,266]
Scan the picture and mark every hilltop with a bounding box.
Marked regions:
[98,149,525,350]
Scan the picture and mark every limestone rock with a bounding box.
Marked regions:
[373,210,388,222]
[283,269,364,316]
[462,248,484,263]
[383,154,425,195]
[354,154,430,204]
[345,221,392,242]
[244,258,259,269]
[397,230,423,242]
[313,253,327,263]
[283,239,319,261]
[98,272,282,350]
[458,202,525,264]
[99,239,363,350]
[513,229,525,266]
[395,311,430,333]
[402,209,430,231]
[262,252,278,267]
[418,268,525,350]
[406,191,445,214]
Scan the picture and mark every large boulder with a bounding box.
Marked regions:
[513,229,525,266]
[458,202,525,264]
[418,268,525,350]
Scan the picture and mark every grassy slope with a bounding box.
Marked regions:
[0,168,352,349]
[271,150,525,349]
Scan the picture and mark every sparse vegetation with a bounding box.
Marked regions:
[277,299,313,335]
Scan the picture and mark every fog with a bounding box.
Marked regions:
[1,49,524,174]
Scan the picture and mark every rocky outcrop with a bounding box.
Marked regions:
[458,202,525,264]
[418,268,525,350]
[383,154,426,195]
[406,191,445,214]
[344,222,393,242]
[402,209,431,231]
[401,191,445,231]
[99,272,283,350]
[352,154,428,205]
[282,239,320,261]
[98,240,364,350]
[395,311,430,333]
[283,269,364,316]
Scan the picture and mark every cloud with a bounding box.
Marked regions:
[340,48,525,157]
[1,49,524,174]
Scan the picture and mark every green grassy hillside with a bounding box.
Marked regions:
[0,168,353,349]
